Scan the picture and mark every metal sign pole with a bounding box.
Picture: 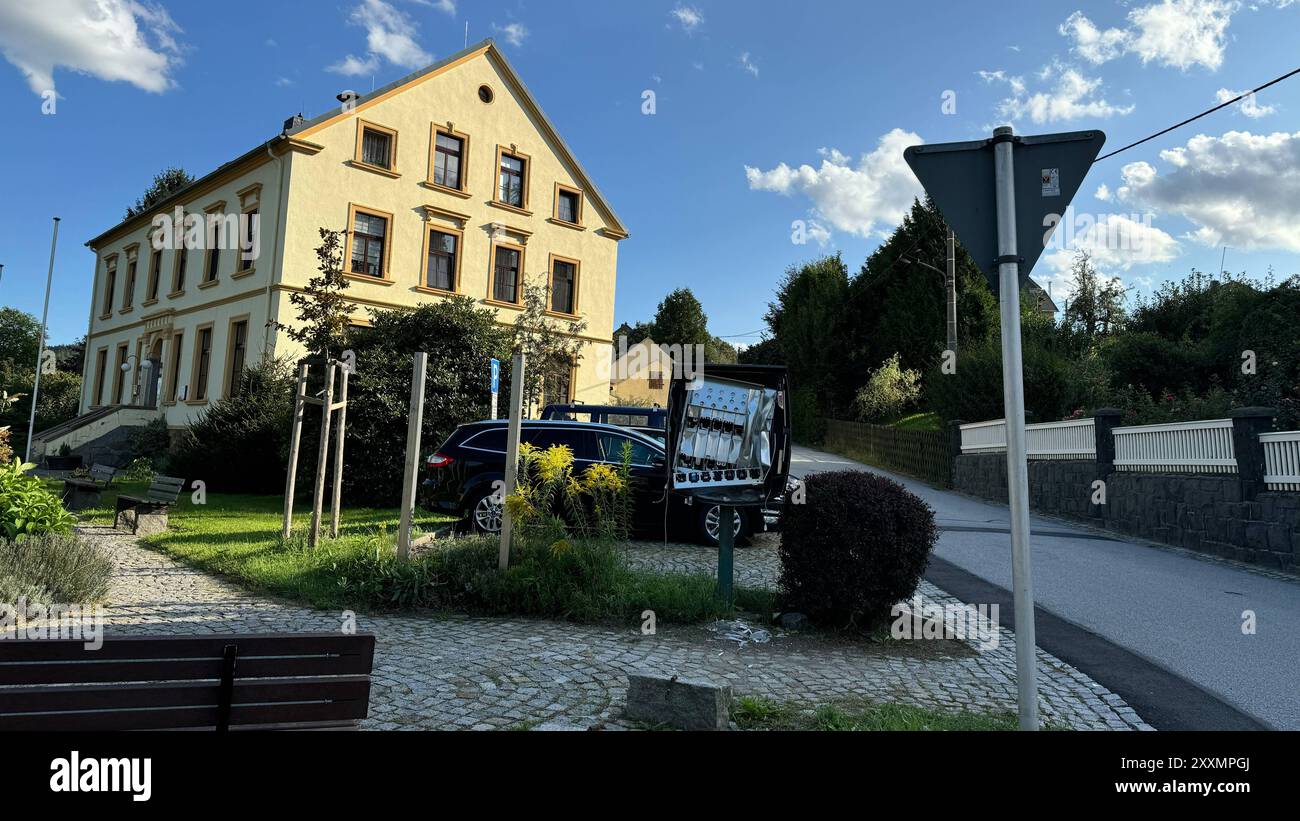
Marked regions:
[25,218,60,463]
[490,357,500,420]
[498,351,525,570]
[993,125,1039,731]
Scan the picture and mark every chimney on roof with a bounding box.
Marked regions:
[337,89,359,112]
[282,113,305,133]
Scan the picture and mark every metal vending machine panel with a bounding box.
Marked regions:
[670,375,778,492]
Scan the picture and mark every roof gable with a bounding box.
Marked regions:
[289,39,627,238]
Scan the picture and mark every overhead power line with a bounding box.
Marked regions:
[1095,65,1300,162]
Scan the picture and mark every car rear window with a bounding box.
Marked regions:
[462,428,507,452]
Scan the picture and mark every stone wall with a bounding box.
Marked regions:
[952,454,1300,574]
[952,453,1099,520]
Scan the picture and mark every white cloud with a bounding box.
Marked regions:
[670,6,704,33]
[0,0,183,95]
[1215,87,1276,118]
[806,221,832,247]
[978,69,1024,95]
[1041,211,1182,278]
[329,0,432,76]
[739,52,759,78]
[1059,11,1129,64]
[409,0,457,15]
[744,129,924,239]
[1116,130,1300,252]
[492,22,528,47]
[328,53,380,77]
[990,62,1134,124]
[1059,1,1238,72]
[1095,183,1113,201]
[275,76,294,87]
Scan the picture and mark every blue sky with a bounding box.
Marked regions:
[1,0,1298,347]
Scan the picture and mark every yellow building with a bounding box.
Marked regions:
[50,40,626,459]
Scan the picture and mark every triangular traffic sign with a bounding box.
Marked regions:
[904,130,1105,293]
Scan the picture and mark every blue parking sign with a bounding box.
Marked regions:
[490,358,500,393]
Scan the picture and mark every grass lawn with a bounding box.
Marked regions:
[49,477,453,609]
[50,477,768,624]
[888,411,943,432]
[731,695,1035,731]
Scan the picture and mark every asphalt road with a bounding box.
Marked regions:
[789,443,1300,730]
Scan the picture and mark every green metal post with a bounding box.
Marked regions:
[717,504,734,606]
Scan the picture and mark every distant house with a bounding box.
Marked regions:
[609,336,674,407]
[1025,279,1059,316]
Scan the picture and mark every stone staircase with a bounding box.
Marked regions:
[30,405,162,468]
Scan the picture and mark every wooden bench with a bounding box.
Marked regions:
[114,474,185,534]
[62,463,118,511]
[0,633,375,731]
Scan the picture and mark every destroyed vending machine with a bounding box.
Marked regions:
[665,363,791,517]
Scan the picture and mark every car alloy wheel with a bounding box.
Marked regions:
[473,493,503,533]
[704,505,743,543]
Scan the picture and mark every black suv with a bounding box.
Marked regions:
[421,419,783,545]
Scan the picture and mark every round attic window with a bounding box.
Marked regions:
[478,84,494,103]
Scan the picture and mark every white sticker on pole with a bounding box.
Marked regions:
[1041,168,1060,197]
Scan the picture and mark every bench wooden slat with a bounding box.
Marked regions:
[0,632,374,663]
[0,676,371,713]
[0,654,378,685]
[0,697,371,731]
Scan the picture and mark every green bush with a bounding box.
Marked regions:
[926,335,1108,424]
[167,359,296,493]
[778,470,937,629]
[129,417,173,469]
[0,460,75,540]
[0,532,113,603]
[854,353,922,422]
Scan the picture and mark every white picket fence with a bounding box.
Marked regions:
[960,418,1096,459]
[1111,419,1237,473]
[1260,431,1300,491]
[962,413,1300,488]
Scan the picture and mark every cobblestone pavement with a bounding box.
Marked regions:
[11,526,1151,730]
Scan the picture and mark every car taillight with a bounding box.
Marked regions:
[427,453,454,469]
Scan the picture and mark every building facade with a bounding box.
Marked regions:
[76,40,626,433]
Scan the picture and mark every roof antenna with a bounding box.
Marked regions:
[464,21,468,48]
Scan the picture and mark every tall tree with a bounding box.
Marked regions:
[764,254,850,412]
[650,288,710,347]
[513,283,588,414]
[0,308,41,367]
[1061,250,1127,342]
[276,228,352,363]
[125,166,196,220]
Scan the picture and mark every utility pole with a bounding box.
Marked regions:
[901,229,959,352]
[945,227,957,352]
[26,218,60,463]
